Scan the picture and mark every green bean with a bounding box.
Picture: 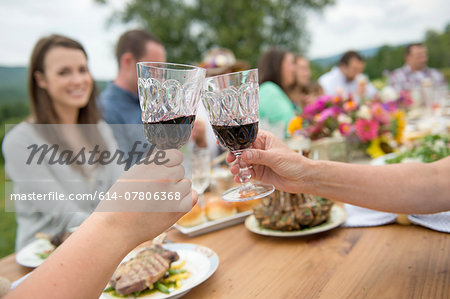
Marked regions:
[168,269,187,275]
[155,282,170,294]
[103,286,115,292]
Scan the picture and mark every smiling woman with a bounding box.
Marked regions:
[28,35,100,124]
[2,34,123,250]
[33,47,93,123]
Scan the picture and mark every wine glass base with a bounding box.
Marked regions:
[221,183,275,202]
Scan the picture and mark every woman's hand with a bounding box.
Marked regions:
[95,148,197,246]
[227,131,314,194]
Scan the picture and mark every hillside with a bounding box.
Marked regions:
[0,66,28,103]
[311,46,382,67]
[0,66,108,104]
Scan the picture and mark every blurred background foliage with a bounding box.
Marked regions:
[95,0,335,66]
[311,24,450,81]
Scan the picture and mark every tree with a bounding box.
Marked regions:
[364,45,405,79]
[96,0,334,66]
[424,26,450,69]
[363,22,450,80]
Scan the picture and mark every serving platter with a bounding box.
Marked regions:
[175,210,252,237]
[245,205,346,237]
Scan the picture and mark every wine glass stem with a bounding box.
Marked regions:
[198,192,205,208]
[235,152,252,191]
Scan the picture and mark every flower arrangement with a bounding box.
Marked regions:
[289,89,412,159]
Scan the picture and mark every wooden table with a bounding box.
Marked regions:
[0,223,448,298]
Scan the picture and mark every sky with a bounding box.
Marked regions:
[307,0,450,58]
[0,0,449,80]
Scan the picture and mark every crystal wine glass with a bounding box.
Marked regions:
[191,147,211,207]
[137,62,206,150]
[137,62,206,238]
[202,69,274,202]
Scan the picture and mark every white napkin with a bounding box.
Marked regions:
[342,204,397,227]
[10,273,31,290]
[343,204,450,233]
[408,211,450,233]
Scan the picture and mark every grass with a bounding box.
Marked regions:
[0,165,16,258]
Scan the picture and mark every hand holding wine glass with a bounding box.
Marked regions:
[226,130,312,194]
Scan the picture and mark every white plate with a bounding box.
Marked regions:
[371,153,424,166]
[175,210,252,237]
[100,243,219,299]
[245,205,347,237]
[370,153,398,166]
[15,227,79,268]
[16,239,55,268]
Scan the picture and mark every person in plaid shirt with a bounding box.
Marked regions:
[388,43,447,91]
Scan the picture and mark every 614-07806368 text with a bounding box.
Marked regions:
[9,191,182,201]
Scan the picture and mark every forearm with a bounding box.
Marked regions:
[305,157,450,214]
[6,213,140,299]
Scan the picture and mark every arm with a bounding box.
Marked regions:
[306,158,450,214]
[228,130,450,214]
[6,150,196,299]
[6,213,142,299]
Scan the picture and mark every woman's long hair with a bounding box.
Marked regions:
[258,48,289,92]
[28,34,101,124]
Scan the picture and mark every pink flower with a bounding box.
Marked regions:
[399,90,414,107]
[338,123,352,136]
[319,107,335,122]
[370,103,390,124]
[317,95,333,105]
[383,101,398,112]
[303,95,336,120]
[354,119,379,142]
[330,106,342,115]
[303,104,318,119]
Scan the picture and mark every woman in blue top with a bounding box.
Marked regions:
[258,48,298,130]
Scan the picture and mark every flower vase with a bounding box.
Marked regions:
[310,136,348,162]
[345,140,370,162]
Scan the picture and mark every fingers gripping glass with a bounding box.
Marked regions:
[202,69,274,202]
[137,62,206,150]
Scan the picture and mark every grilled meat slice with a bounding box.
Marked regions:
[138,244,179,263]
[253,190,334,231]
[109,246,179,295]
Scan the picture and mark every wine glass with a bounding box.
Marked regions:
[137,62,206,150]
[191,147,211,207]
[137,62,206,238]
[202,69,275,202]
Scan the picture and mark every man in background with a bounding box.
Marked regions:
[100,29,166,125]
[99,30,207,162]
[388,43,446,91]
[319,51,377,100]
[99,30,166,158]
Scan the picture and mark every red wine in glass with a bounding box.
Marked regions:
[211,122,258,152]
[143,115,196,150]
